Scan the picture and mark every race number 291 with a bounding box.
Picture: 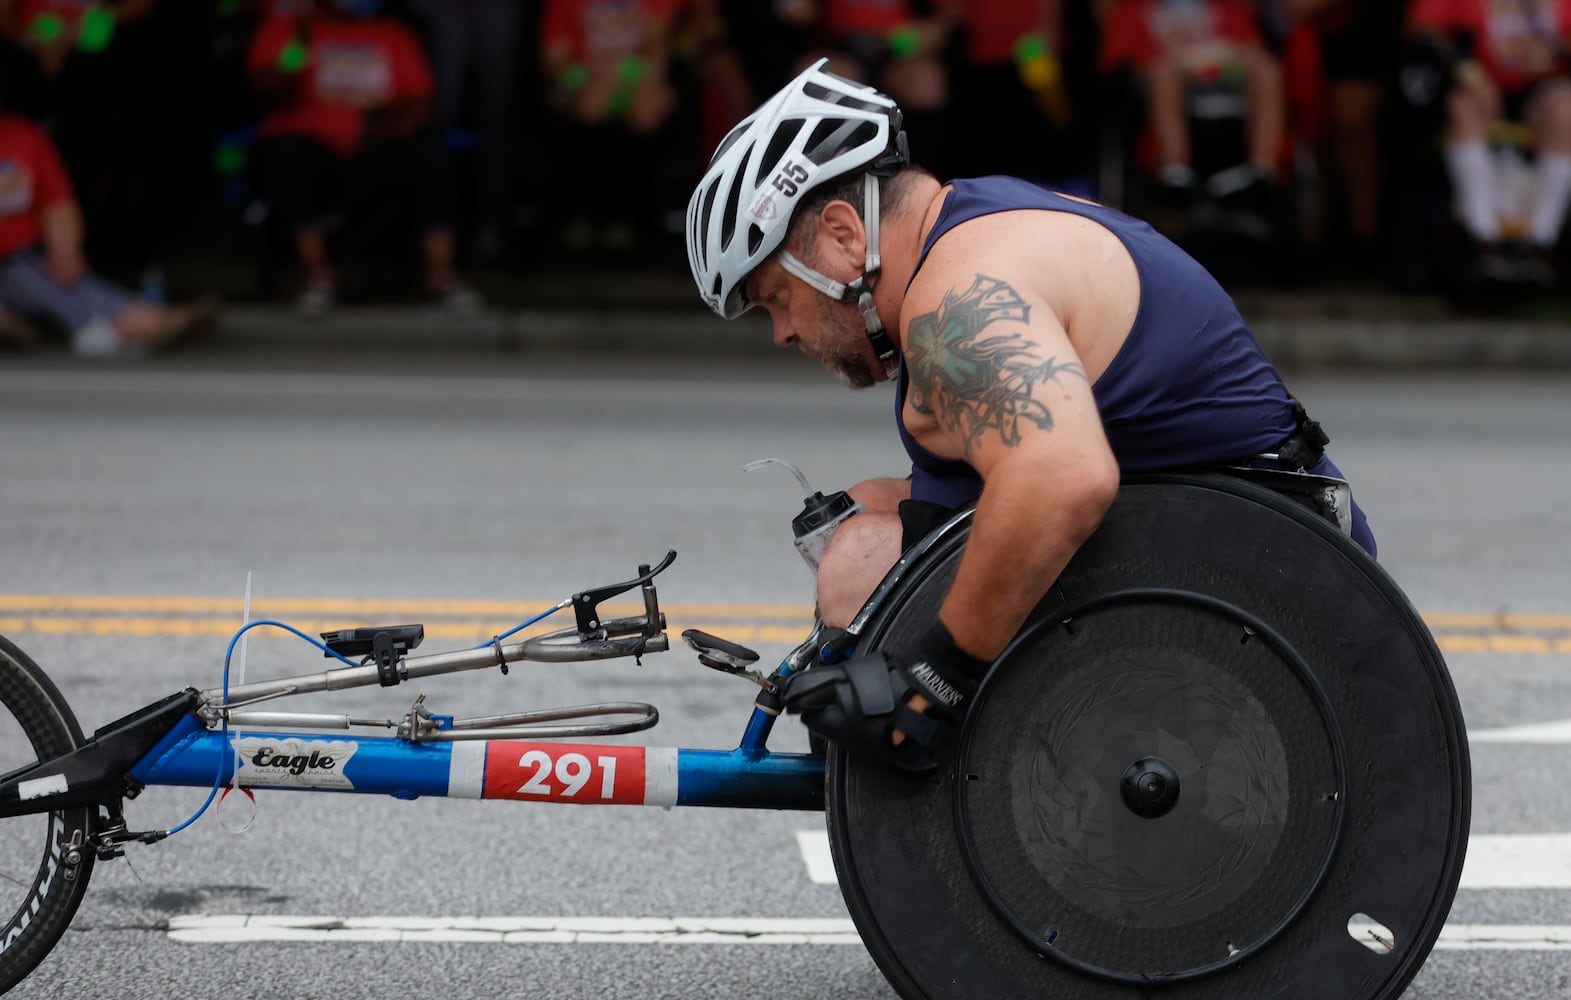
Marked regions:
[483,743,645,804]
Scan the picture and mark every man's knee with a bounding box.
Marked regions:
[815,511,903,628]
[847,477,911,514]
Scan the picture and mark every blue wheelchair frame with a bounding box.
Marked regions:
[0,546,880,854]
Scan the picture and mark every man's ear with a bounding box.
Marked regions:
[817,199,867,269]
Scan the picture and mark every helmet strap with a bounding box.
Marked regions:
[773,174,897,368]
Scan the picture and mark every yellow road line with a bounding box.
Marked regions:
[3,596,1570,632]
[0,616,1567,654]
[1425,612,1571,631]
[0,595,816,620]
[1,597,1569,655]
[0,616,814,646]
[1436,634,1571,655]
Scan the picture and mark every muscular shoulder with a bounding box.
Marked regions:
[907,207,1138,382]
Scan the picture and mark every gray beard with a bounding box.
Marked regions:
[832,354,877,389]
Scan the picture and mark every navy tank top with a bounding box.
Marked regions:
[896,176,1375,555]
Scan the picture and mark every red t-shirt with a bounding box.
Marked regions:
[821,0,912,38]
[16,0,94,36]
[1100,0,1260,75]
[1408,0,1571,93]
[248,15,434,159]
[0,114,73,259]
[954,1,1048,66]
[540,0,676,66]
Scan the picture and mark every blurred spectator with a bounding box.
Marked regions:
[786,0,960,176]
[671,0,754,155]
[720,0,815,99]
[1099,0,1288,213]
[947,0,1098,186]
[1279,0,1407,275]
[1410,0,1571,284]
[0,0,166,279]
[247,0,479,313]
[0,0,155,81]
[539,0,680,253]
[0,108,216,356]
[415,0,521,261]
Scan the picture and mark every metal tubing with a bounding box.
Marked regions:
[739,702,780,754]
[131,725,455,798]
[203,633,670,707]
[225,711,370,730]
[676,748,824,811]
[128,725,826,811]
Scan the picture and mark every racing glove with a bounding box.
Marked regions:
[782,621,990,773]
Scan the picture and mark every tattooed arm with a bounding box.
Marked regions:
[902,267,1120,663]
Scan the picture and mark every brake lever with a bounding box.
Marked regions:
[572,550,677,640]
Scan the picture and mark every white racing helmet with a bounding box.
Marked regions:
[686,58,909,326]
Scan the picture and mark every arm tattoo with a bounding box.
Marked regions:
[905,274,1088,454]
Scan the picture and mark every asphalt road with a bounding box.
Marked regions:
[0,353,1568,999]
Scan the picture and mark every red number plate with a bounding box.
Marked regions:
[483,743,646,804]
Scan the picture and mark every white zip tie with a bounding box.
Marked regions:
[220,573,258,833]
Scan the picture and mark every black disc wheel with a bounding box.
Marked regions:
[0,635,95,994]
[825,473,1470,1000]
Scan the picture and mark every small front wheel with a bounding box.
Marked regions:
[0,635,95,994]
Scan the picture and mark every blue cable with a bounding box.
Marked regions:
[163,607,567,836]
[473,601,569,648]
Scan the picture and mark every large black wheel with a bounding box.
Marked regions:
[826,473,1470,1000]
[0,635,95,995]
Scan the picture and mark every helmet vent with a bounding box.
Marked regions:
[719,145,751,248]
[748,223,765,255]
[805,119,878,165]
[760,118,804,179]
[698,182,720,255]
[709,119,751,167]
[804,80,886,116]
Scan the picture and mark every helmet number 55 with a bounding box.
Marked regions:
[772,161,811,198]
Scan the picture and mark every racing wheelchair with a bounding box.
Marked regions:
[0,469,1470,998]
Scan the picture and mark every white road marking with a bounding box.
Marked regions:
[167,915,862,945]
[166,915,1571,952]
[1470,719,1571,744]
[795,829,837,885]
[1438,926,1571,951]
[1462,835,1571,889]
[799,831,1571,890]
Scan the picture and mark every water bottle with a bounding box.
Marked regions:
[744,458,864,572]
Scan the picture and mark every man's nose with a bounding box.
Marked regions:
[771,315,797,347]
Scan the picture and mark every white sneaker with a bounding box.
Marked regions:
[430,276,484,315]
[72,318,146,359]
[295,274,336,317]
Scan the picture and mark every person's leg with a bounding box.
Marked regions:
[815,478,913,628]
[0,247,209,355]
[261,135,340,306]
[1145,56,1193,176]
[403,128,480,308]
[1442,71,1503,244]
[0,248,124,348]
[1325,79,1385,244]
[1524,77,1571,248]
[1237,43,1286,178]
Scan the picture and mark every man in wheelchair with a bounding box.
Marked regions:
[1409,0,1571,286]
[684,59,1374,771]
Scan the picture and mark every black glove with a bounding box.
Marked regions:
[782,621,990,773]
